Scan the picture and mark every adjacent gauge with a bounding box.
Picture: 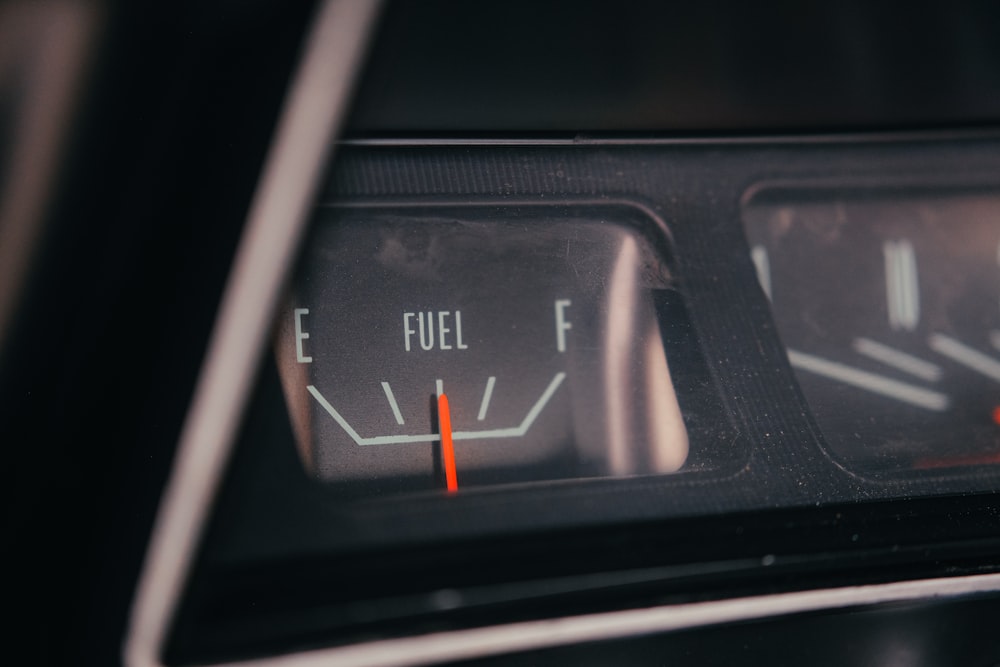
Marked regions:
[745,187,1000,474]
[275,206,690,497]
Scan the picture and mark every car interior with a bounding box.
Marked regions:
[5,1,1000,665]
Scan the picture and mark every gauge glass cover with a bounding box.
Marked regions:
[276,208,690,496]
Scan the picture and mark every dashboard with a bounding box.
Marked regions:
[5,2,1000,666]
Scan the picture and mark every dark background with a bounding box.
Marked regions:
[5,1,1000,665]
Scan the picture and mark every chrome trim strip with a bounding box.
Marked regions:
[123,2,382,666]
[217,572,1000,667]
[338,128,1000,147]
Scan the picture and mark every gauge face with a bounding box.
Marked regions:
[745,188,1000,473]
[275,208,689,496]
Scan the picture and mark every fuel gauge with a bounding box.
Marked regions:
[275,207,689,497]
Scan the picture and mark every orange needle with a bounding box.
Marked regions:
[438,393,458,492]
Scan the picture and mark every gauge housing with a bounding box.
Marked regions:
[162,139,1000,665]
[276,204,692,496]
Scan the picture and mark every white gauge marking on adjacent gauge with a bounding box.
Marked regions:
[780,237,1000,413]
[787,349,949,411]
[883,239,920,332]
[745,189,1000,470]
[927,334,1000,384]
[852,337,942,382]
[786,333,1000,413]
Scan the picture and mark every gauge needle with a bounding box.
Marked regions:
[438,393,458,492]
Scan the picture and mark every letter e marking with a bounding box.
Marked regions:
[294,308,312,363]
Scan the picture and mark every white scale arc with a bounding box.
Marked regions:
[307,372,566,445]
